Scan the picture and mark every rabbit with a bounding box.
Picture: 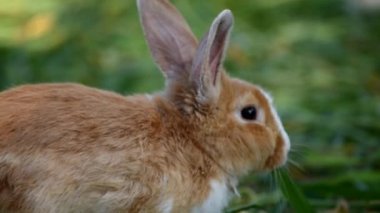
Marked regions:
[0,0,290,212]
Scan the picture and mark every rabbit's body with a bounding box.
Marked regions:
[0,0,290,212]
[0,83,233,212]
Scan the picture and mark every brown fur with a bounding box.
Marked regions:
[0,0,290,212]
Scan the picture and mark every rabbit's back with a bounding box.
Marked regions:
[0,83,165,212]
[0,83,157,149]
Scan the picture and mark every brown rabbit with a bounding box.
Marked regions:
[0,0,290,212]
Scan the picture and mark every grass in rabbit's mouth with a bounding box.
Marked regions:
[226,168,315,213]
[273,168,315,213]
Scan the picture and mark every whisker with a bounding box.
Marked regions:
[288,159,303,169]
[289,148,306,153]
[287,159,306,175]
[289,145,310,153]
[290,142,309,148]
[288,152,306,162]
[289,143,311,153]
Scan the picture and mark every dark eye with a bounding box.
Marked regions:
[241,106,257,120]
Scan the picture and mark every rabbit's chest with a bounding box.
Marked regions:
[190,179,233,213]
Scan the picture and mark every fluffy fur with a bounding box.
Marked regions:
[0,0,290,212]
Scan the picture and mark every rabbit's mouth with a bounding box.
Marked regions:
[264,134,288,170]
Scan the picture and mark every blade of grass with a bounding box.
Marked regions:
[274,168,315,213]
[225,203,263,213]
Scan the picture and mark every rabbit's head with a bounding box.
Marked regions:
[138,0,290,174]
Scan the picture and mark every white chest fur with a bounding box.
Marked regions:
[191,179,233,213]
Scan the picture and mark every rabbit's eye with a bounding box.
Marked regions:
[241,106,257,120]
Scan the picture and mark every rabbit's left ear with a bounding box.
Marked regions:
[137,0,198,79]
[191,10,233,100]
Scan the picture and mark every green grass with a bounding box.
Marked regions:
[226,168,315,212]
[274,168,315,213]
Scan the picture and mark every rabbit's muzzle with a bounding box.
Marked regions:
[264,134,289,170]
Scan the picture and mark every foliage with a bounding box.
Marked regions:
[1,0,379,211]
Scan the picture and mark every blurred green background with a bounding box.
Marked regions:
[0,0,379,212]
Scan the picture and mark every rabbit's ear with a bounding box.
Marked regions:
[137,0,198,79]
[191,10,233,100]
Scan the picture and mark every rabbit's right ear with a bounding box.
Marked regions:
[137,0,198,79]
[191,10,233,101]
